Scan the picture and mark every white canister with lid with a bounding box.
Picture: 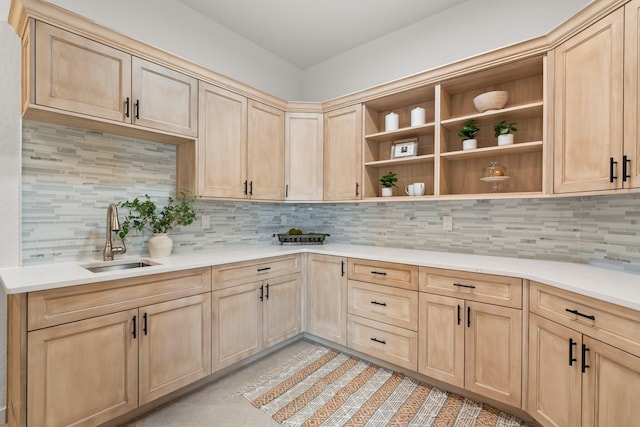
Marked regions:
[410,107,425,126]
[385,112,399,131]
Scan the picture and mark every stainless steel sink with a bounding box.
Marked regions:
[82,259,160,273]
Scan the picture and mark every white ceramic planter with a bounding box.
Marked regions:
[148,233,173,257]
[498,134,514,146]
[462,139,477,150]
[381,187,393,197]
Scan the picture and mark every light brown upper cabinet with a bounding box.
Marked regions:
[31,21,198,137]
[553,5,640,193]
[324,104,363,200]
[197,82,284,200]
[285,112,324,201]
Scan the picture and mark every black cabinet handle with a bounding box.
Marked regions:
[265,284,269,300]
[623,155,631,182]
[569,338,577,366]
[134,99,140,119]
[257,267,271,273]
[132,315,137,339]
[370,337,386,345]
[249,181,253,196]
[610,157,618,183]
[285,184,289,198]
[244,180,248,195]
[457,304,461,325]
[355,182,359,197]
[341,261,345,277]
[370,301,387,307]
[259,285,264,302]
[565,308,595,321]
[124,97,130,118]
[467,306,471,328]
[371,271,387,276]
[581,344,590,373]
[143,313,148,336]
[453,283,476,289]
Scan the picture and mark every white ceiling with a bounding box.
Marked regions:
[176,0,467,69]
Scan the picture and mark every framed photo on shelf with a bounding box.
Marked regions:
[391,139,418,159]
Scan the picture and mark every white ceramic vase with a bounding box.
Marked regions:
[381,187,393,197]
[498,134,514,146]
[462,139,477,150]
[148,233,173,257]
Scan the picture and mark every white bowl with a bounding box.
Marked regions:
[473,91,509,113]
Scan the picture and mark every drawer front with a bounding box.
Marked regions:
[348,258,418,291]
[420,267,522,308]
[347,280,418,331]
[530,281,640,357]
[347,314,417,371]
[28,268,212,331]
[212,255,301,290]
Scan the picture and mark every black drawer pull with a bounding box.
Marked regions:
[457,304,461,325]
[467,306,471,328]
[257,267,271,272]
[370,337,386,345]
[453,283,476,289]
[259,285,264,302]
[265,284,269,300]
[371,271,387,276]
[569,338,577,366]
[143,313,148,336]
[341,261,345,277]
[371,301,387,307]
[132,315,137,339]
[565,308,595,321]
[582,344,590,373]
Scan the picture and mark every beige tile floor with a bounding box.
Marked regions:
[125,340,317,427]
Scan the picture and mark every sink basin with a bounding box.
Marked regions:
[82,259,160,273]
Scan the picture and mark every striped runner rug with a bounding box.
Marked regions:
[242,345,526,427]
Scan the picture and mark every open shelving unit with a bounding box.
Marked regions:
[361,55,545,200]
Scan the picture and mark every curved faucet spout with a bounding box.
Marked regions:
[104,202,127,261]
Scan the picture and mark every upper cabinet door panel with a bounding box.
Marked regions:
[285,112,324,201]
[198,82,247,199]
[35,21,131,122]
[131,57,198,137]
[553,8,624,193]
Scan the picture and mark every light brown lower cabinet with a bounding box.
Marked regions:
[27,293,211,427]
[418,293,522,407]
[529,313,640,427]
[212,273,301,371]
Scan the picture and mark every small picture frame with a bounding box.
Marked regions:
[391,139,418,159]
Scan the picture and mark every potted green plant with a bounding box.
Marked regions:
[379,171,398,197]
[458,119,480,150]
[493,120,518,146]
[118,191,197,257]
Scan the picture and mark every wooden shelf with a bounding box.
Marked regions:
[441,141,543,160]
[440,102,543,131]
[365,122,435,143]
[365,154,435,167]
[364,195,436,201]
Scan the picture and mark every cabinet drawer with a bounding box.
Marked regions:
[28,268,212,331]
[347,280,418,331]
[212,255,301,290]
[347,314,417,371]
[420,267,522,308]
[530,281,640,357]
[348,258,418,291]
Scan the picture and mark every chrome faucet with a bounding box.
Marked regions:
[104,202,126,261]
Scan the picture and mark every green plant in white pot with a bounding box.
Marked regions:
[118,191,197,258]
[493,120,518,146]
[458,119,480,150]
[379,171,398,197]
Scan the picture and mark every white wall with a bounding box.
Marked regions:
[48,0,304,101]
[301,0,593,101]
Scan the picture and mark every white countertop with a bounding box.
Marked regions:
[1,243,639,311]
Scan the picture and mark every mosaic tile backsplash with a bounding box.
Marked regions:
[22,120,640,273]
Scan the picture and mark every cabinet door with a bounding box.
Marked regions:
[198,82,247,199]
[306,254,348,345]
[212,282,262,371]
[285,112,324,201]
[27,309,138,427]
[582,336,640,427]
[418,293,464,388]
[139,294,211,405]
[528,314,582,427]
[625,0,640,188]
[131,57,198,137]
[553,8,624,193]
[324,104,363,200]
[263,273,301,348]
[34,21,131,122]
[247,100,285,200]
[465,301,522,407]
